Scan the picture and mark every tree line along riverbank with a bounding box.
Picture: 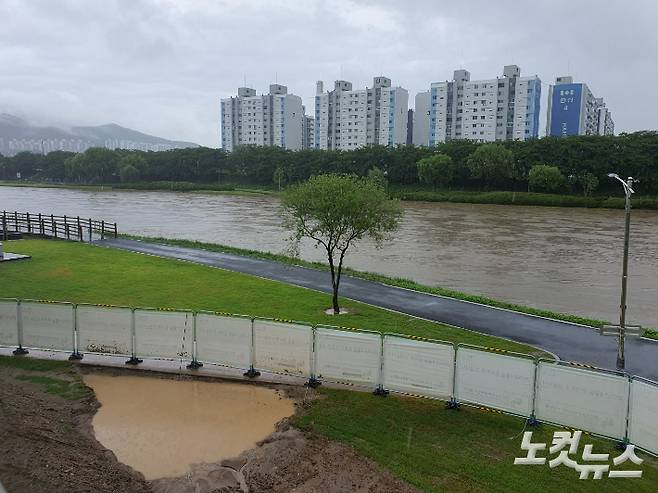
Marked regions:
[1,131,657,207]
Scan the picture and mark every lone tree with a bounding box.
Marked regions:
[282,173,402,314]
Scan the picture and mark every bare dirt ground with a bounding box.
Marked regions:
[0,365,152,493]
[0,364,418,493]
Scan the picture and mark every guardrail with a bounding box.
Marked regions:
[0,297,656,457]
[1,211,117,242]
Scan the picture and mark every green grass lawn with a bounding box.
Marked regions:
[0,239,542,354]
[297,388,658,492]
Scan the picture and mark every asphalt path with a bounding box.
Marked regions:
[98,238,658,380]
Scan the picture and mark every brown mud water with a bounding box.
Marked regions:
[83,374,295,480]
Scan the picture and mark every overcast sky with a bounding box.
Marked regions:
[1,0,656,147]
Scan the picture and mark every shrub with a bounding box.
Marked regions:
[528,165,567,193]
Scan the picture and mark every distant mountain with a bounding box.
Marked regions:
[0,114,199,156]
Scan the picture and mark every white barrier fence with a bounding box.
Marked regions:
[0,298,656,457]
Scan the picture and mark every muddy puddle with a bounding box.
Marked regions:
[83,374,295,480]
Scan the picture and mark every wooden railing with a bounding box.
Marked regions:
[1,211,117,243]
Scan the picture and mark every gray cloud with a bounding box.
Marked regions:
[1,0,655,147]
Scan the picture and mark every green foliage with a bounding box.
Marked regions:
[528,164,567,193]
[282,174,402,313]
[417,154,455,188]
[367,166,388,189]
[2,132,658,197]
[467,143,515,187]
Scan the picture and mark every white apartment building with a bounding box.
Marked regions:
[546,76,614,137]
[413,65,542,146]
[220,84,304,151]
[314,76,408,150]
[301,113,315,150]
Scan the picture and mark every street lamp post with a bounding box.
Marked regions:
[607,173,635,370]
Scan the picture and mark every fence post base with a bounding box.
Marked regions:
[526,416,540,427]
[373,386,389,397]
[243,366,261,378]
[68,352,83,361]
[187,360,203,370]
[446,398,460,410]
[12,346,29,356]
[305,377,322,388]
[125,356,143,365]
[615,439,630,451]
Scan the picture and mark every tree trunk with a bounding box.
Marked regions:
[327,250,340,314]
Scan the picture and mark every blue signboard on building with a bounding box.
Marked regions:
[549,83,582,137]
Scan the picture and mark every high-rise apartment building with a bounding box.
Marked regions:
[302,113,315,150]
[220,84,304,151]
[546,76,614,137]
[314,76,408,150]
[413,65,541,146]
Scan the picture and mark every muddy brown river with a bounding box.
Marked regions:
[84,374,294,480]
[2,186,657,325]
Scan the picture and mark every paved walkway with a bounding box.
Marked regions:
[98,238,658,380]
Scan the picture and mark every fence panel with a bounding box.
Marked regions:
[134,309,191,360]
[455,347,535,416]
[195,313,252,369]
[76,305,132,356]
[628,379,658,455]
[0,299,18,346]
[535,362,629,439]
[315,327,381,387]
[253,319,313,377]
[383,335,454,398]
[20,301,74,351]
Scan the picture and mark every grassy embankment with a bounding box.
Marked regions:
[4,179,658,209]
[0,239,539,353]
[2,239,657,492]
[389,185,658,210]
[124,234,658,341]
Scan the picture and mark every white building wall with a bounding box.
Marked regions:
[340,89,368,150]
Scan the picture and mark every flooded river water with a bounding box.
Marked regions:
[84,374,294,480]
[2,186,657,325]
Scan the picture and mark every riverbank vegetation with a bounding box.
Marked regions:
[1,132,658,207]
[0,239,543,354]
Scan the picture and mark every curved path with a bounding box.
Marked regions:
[97,238,658,380]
